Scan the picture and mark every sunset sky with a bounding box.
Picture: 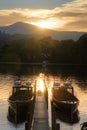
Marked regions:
[0,0,87,32]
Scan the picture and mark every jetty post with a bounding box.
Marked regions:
[25,112,32,130]
[51,101,60,130]
[55,122,60,130]
[51,101,55,130]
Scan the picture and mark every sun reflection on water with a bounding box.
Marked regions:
[36,73,45,92]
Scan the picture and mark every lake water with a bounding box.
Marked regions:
[0,64,87,130]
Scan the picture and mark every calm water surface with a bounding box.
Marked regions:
[0,65,87,130]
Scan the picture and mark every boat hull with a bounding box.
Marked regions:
[8,98,33,123]
[53,99,79,113]
[55,108,80,123]
[51,86,79,114]
[9,98,33,112]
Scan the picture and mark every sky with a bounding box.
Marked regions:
[0,0,87,32]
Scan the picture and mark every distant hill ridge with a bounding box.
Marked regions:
[0,22,86,40]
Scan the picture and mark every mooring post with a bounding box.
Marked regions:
[55,123,60,130]
[25,121,31,130]
[15,103,17,124]
[51,101,56,130]
[25,112,32,130]
[51,101,60,130]
[25,121,28,130]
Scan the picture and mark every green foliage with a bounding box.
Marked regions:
[0,32,87,64]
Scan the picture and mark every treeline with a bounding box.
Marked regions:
[0,31,87,64]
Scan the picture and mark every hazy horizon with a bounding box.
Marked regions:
[0,0,87,32]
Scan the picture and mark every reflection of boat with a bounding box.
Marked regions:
[52,82,79,114]
[7,81,34,123]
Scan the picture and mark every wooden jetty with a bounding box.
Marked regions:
[31,91,49,130]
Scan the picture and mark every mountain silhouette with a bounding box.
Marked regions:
[0,22,85,40]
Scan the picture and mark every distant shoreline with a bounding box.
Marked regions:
[0,62,87,66]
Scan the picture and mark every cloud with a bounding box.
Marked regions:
[0,10,28,26]
[0,8,52,26]
[60,20,87,32]
[51,0,87,31]
[0,0,87,32]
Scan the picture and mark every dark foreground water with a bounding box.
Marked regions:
[0,64,87,130]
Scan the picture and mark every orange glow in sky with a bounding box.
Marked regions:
[33,20,54,29]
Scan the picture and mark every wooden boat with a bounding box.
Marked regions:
[51,81,79,114]
[7,80,34,123]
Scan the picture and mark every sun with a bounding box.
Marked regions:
[33,20,54,29]
[30,19,66,30]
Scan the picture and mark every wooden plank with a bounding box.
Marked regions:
[32,92,49,130]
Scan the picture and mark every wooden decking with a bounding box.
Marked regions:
[32,91,49,130]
